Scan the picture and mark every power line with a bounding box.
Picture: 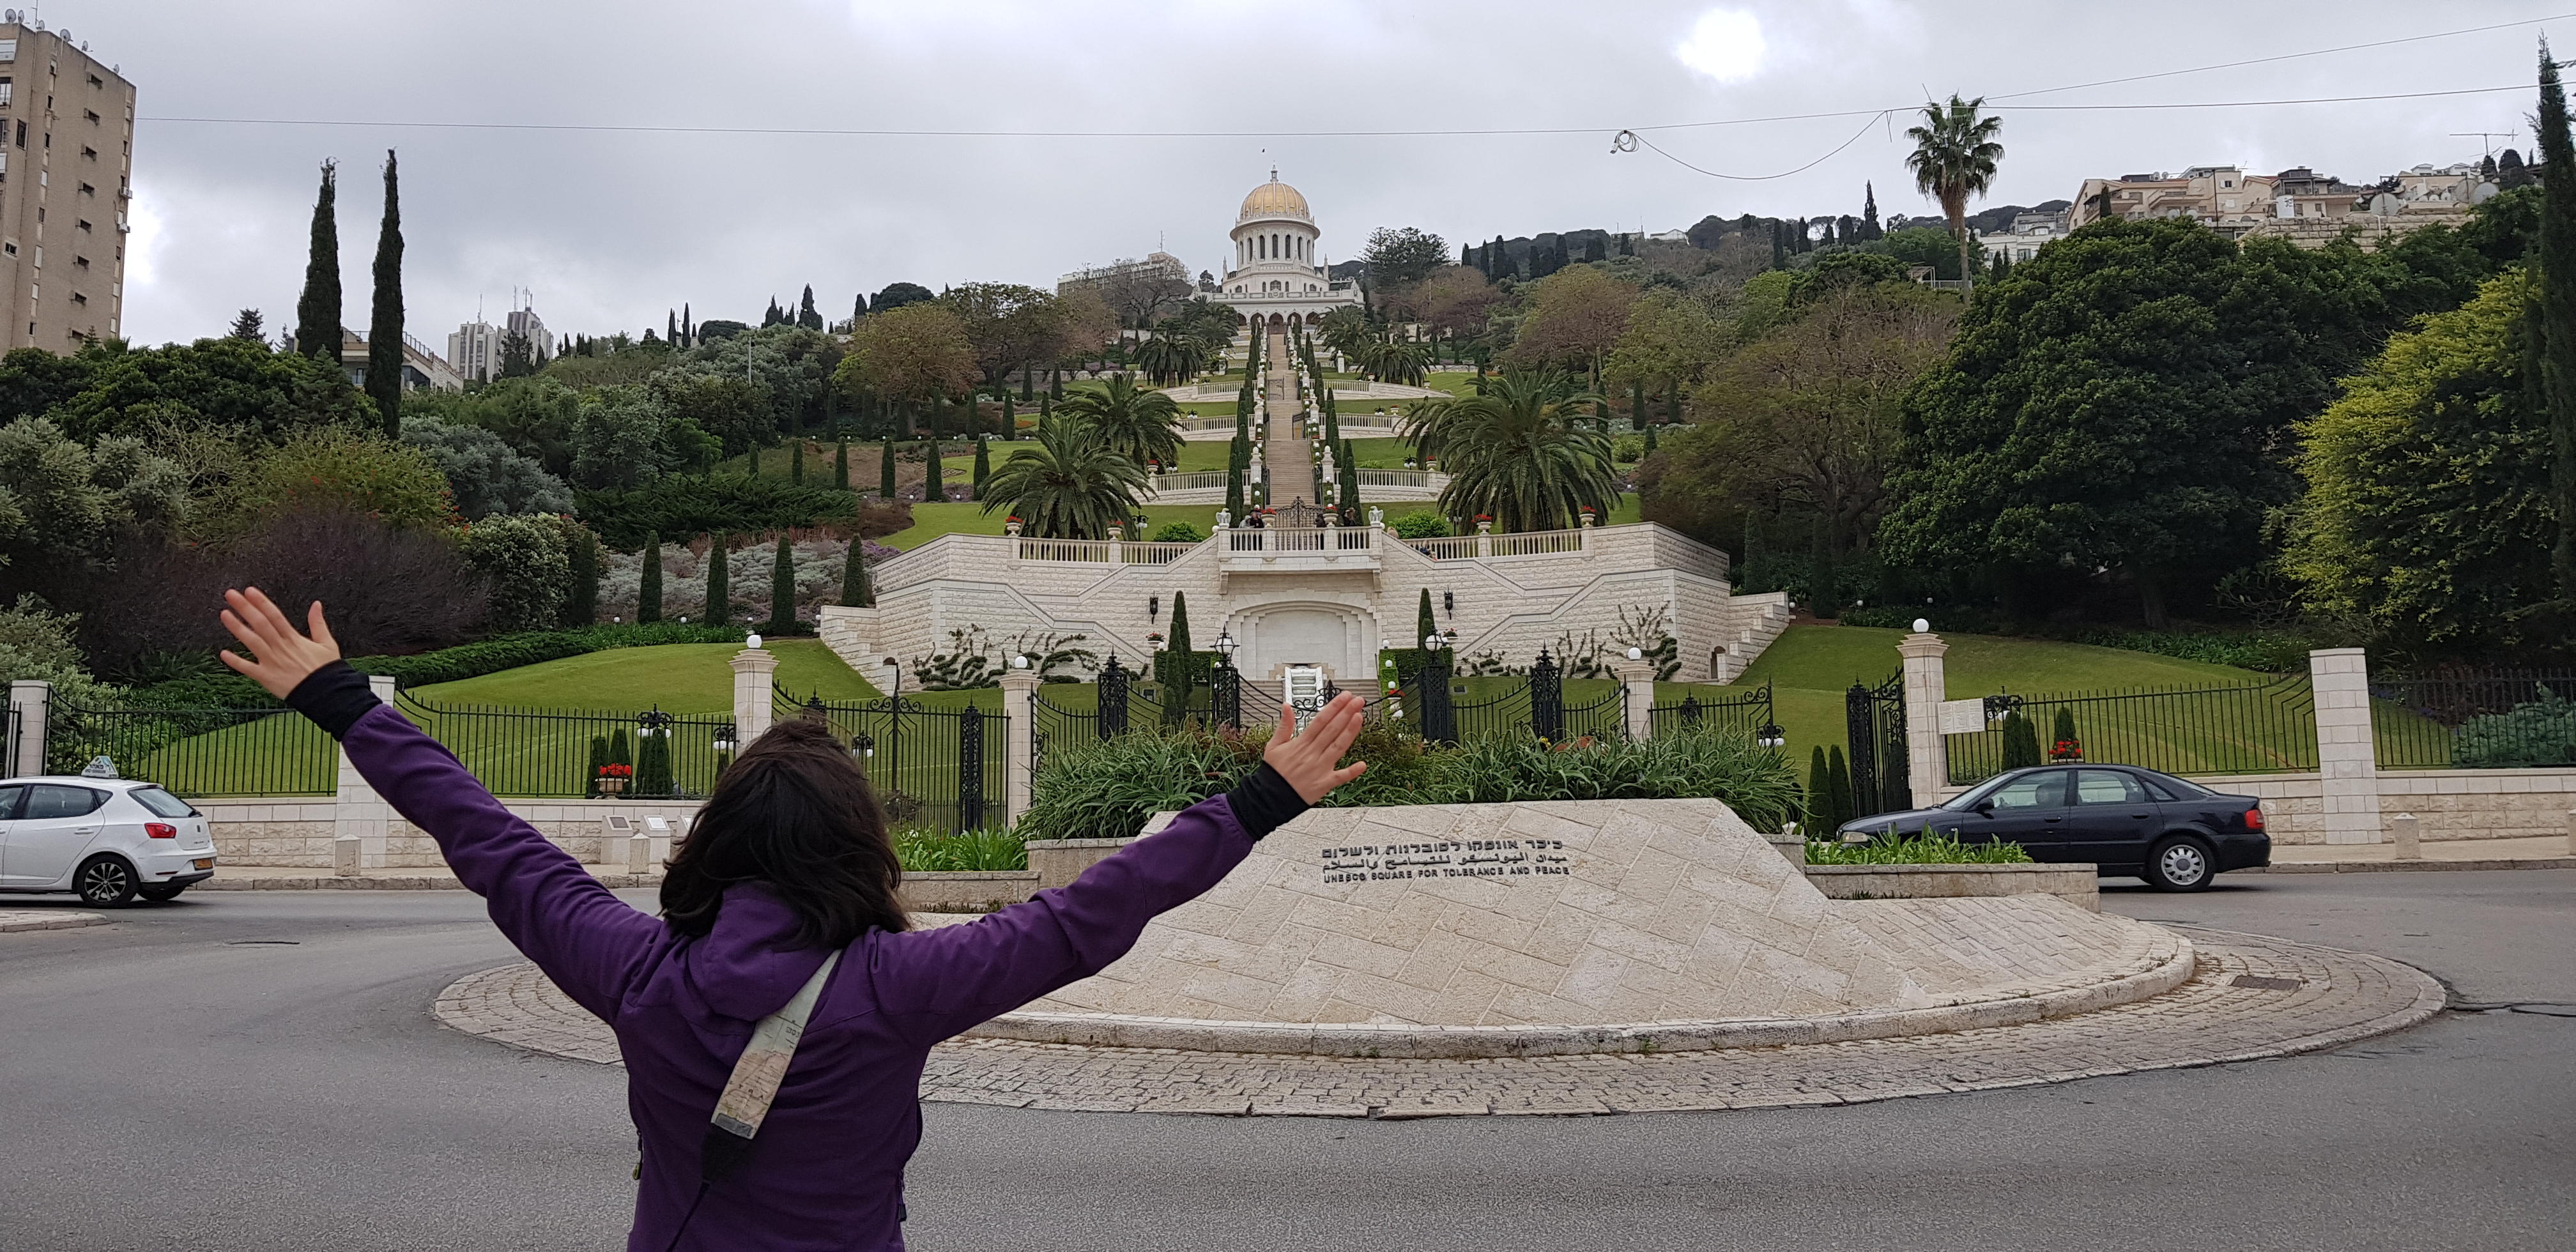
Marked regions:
[1988,12,2576,101]
[1616,114,1889,182]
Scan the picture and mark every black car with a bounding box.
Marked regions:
[1834,764,2269,891]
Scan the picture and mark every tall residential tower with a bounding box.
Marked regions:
[0,15,133,351]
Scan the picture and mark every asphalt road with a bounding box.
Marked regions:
[0,871,2566,1252]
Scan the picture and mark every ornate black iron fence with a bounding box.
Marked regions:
[42,698,337,796]
[396,693,735,800]
[1943,672,2319,786]
[2370,668,2576,769]
[1650,681,1778,744]
[785,692,1008,833]
[1846,673,1910,818]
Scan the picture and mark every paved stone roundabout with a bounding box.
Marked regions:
[434,925,2445,1117]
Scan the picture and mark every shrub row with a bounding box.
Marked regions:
[1019,722,1800,843]
[128,622,747,709]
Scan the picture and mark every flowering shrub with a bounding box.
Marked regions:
[595,763,634,779]
[2048,738,2084,761]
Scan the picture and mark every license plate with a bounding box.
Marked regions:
[192,858,213,871]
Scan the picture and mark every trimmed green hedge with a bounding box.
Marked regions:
[1019,722,1800,843]
[128,622,747,709]
[576,475,866,549]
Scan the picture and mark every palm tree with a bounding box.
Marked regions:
[1420,370,1620,533]
[978,415,1149,539]
[1316,305,1376,360]
[1133,333,1207,386]
[1052,372,1185,469]
[1360,335,1432,387]
[1903,95,2004,291]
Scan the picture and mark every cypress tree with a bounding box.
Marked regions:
[364,151,404,437]
[841,534,872,607]
[1667,378,1683,425]
[767,535,797,630]
[924,436,946,501]
[586,735,610,797]
[834,439,849,491]
[2001,711,2043,769]
[1340,439,1362,523]
[1226,435,1246,517]
[1322,388,1339,447]
[791,438,806,484]
[636,724,673,798]
[880,437,896,498]
[972,435,991,496]
[1825,745,1854,828]
[2540,38,2576,601]
[609,728,632,770]
[703,536,730,623]
[1632,378,1648,429]
[668,310,679,344]
[2051,706,2080,759]
[1050,368,1063,401]
[1862,181,1882,240]
[1805,746,1832,832]
[1020,366,1034,401]
[1645,422,1658,454]
[563,524,599,627]
[638,533,663,623]
[1167,590,1193,658]
[1000,393,1015,438]
[1416,588,1437,651]
[293,161,340,363]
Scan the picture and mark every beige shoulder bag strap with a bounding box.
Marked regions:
[700,949,842,1182]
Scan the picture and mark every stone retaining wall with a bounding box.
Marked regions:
[201,798,702,867]
[901,871,1039,913]
[2182,769,2576,845]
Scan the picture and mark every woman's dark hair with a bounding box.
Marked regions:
[661,717,908,949]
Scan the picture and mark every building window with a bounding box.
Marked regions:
[82,109,95,123]
[70,291,84,305]
[73,255,86,269]
[86,74,101,88]
[0,79,12,107]
[80,146,92,160]
[0,40,15,62]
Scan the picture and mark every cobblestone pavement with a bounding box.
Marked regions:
[0,910,105,932]
[434,926,2443,1116]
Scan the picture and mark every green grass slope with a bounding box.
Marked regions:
[408,638,880,712]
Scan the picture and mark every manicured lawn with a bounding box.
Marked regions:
[410,639,882,712]
[880,503,1226,550]
[1716,625,2303,782]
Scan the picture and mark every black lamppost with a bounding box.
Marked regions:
[1211,631,1240,730]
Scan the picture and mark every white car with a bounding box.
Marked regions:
[0,777,218,905]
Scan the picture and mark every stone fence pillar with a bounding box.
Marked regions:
[7,678,49,779]
[333,675,401,873]
[731,643,779,744]
[1613,659,1656,740]
[2308,647,2384,844]
[1897,627,1949,804]
[1000,668,1039,823]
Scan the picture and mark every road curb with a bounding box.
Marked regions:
[2245,857,2576,874]
[0,910,107,932]
[196,873,661,891]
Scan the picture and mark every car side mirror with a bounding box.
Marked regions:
[1972,799,1995,816]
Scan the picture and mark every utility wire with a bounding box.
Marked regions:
[1989,12,2576,100]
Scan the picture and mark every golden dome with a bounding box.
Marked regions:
[1238,173,1312,224]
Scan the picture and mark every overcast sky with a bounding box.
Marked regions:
[72,0,2570,347]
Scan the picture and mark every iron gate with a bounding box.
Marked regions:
[783,690,1008,833]
[1844,671,1910,818]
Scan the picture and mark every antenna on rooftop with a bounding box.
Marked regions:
[2452,131,2518,162]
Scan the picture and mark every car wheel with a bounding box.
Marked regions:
[136,884,188,903]
[73,855,139,907]
[2145,837,2215,892]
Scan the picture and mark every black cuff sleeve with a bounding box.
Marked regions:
[284,661,381,740]
[1223,762,1309,842]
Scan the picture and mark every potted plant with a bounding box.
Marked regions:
[595,763,633,796]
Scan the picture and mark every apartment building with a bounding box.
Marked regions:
[2069,166,2287,231]
[0,15,133,351]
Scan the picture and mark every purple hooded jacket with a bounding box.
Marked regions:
[326,691,1272,1251]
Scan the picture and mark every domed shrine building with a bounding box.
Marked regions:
[1220,171,1362,329]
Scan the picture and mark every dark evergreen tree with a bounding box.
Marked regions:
[1804,745,1832,831]
[841,533,871,607]
[767,535,797,630]
[2540,38,2576,602]
[1000,392,1015,436]
[1825,745,1854,828]
[791,438,805,484]
[2501,147,2534,190]
[1416,588,1437,650]
[834,439,850,491]
[293,161,340,363]
[1632,378,1649,429]
[1770,222,1788,270]
[564,526,599,627]
[703,536,730,623]
[2001,711,2044,769]
[1862,181,1883,240]
[1167,590,1193,658]
[668,309,679,343]
[635,724,673,798]
[2051,706,2080,758]
[683,303,693,345]
[1583,234,1606,263]
[924,435,946,501]
[228,308,265,343]
[638,533,663,623]
[1668,378,1683,425]
[971,435,991,497]
[879,437,896,498]
[799,284,824,331]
